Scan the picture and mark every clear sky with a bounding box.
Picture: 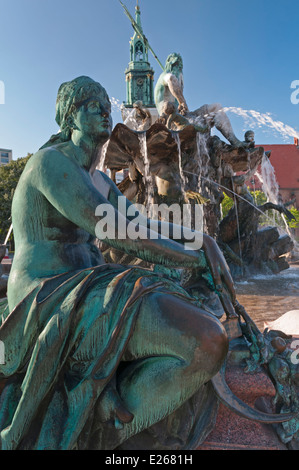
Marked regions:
[1,0,298,160]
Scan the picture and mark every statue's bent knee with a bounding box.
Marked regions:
[191,316,228,377]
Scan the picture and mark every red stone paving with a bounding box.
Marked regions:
[197,363,287,450]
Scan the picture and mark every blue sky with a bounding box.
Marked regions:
[1,0,298,159]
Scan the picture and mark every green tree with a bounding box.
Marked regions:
[221,188,299,230]
[0,154,32,243]
[287,206,299,229]
[220,189,267,219]
[250,189,267,206]
[220,192,234,219]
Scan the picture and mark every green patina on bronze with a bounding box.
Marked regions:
[0,73,296,450]
[0,76,236,450]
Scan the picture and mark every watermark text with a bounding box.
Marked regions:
[95,197,203,250]
[290,80,299,104]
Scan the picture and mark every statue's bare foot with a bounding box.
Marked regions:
[96,382,134,429]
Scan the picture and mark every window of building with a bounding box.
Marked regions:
[135,41,143,61]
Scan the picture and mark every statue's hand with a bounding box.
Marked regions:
[178,103,188,116]
[156,116,167,125]
[202,234,238,319]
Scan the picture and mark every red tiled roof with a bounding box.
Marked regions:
[258,144,299,189]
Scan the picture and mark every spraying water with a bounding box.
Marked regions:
[138,132,155,217]
[257,153,294,239]
[183,169,286,223]
[231,177,243,270]
[192,103,297,245]
[118,102,297,248]
[223,107,299,142]
[110,97,122,112]
[172,132,192,227]
[172,132,187,191]
[256,153,279,204]
[195,132,212,196]
[123,108,141,131]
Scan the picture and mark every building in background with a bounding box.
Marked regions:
[250,139,299,206]
[249,138,299,237]
[260,139,299,208]
[121,3,158,123]
[0,148,12,166]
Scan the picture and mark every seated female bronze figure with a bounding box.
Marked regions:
[0,76,239,450]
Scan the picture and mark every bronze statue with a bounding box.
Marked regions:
[0,76,295,451]
[123,100,152,131]
[0,76,234,450]
[154,53,249,148]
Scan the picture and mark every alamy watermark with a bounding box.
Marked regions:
[290,80,299,104]
[0,81,5,104]
[95,196,204,250]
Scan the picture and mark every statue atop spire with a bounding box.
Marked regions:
[119,0,164,70]
[121,0,159,126]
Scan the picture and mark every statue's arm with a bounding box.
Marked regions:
[101,171,236,304]
[35,151,206,270]
[163,73,189,114]
[258,202,295,221]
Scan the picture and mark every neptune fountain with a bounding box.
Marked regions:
[0,2,297,451]
[0,69,297,450]
[100,52,295,279]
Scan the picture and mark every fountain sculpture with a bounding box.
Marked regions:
[0,74,297,450]
[95,42,299,447]
[0,1,298,450]
[99,114,295,278]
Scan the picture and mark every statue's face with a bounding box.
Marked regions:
[72,90,113,142]
[169,60,183,83]
[165,54,183,74]
[172,60,182,73]
[245,132,255,142]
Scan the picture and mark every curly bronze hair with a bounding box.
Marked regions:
[164,53,183,73]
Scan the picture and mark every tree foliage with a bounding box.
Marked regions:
[221,189,299,229]
[287,206,299,229]
[220,192,234,219]
[0,154,32,243]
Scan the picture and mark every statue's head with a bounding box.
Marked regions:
[40,77,112,150]
[244,130,255,142]
[165,53,183,73]
[133,100,143,108]
[55,76,112,142]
